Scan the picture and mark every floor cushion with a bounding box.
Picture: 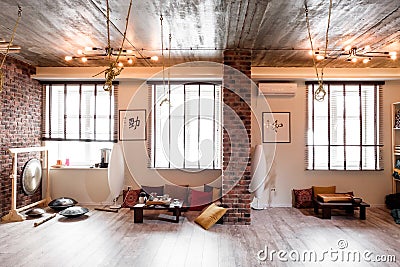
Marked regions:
[312,186,336,199]
[194,203,227,230]
[317,193,353,203]
[293,188,313,208]
[122,189,141,208]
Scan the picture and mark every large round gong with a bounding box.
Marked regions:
[22,158,42,195]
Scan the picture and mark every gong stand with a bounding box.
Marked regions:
[2,146,51,222]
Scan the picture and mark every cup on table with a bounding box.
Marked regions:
[56,160,62,165]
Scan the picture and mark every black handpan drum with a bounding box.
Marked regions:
[48,197,78,211]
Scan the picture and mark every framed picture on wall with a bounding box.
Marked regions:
[119,109,146,141]
[262,112,291,143]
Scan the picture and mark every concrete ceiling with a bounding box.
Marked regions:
[0,0,399,68]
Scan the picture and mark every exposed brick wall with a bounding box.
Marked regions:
[222,49,252,225]
[0,57,42,218]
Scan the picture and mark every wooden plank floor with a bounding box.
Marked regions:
[0,207,399,267]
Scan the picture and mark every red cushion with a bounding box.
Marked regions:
[189,190,213,211]
[293,188,313,208]
[122,189,141,208]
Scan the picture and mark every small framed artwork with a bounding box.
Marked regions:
[119,109,146,141]
[262,112,291,143]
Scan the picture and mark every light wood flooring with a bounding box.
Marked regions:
[0,207,399,267]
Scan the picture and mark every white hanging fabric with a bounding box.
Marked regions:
[249,145,268,209]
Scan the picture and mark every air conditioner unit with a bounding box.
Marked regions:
[258,82,297,96]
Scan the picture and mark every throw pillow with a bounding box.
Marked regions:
[141,185,164,197]
[195,203,227,230]
[164,184,189,205]
[122,189,141,208]
[204,184,214,192]
[189,189,213,211]
[312,186,336,199]
[293,188,313,208]
[204,184,222,201]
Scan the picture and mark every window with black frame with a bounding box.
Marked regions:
[42,82,117,166]
[149,82,222,169]
[306,81,383,170]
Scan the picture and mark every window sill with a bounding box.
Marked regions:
[50,166,108,170]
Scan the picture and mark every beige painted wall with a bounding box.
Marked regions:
[50,168,111,204]
[36,66,400,205]
[251,79,400,207]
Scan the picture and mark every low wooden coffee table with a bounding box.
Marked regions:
[313,198,370,220]
[132,200,183,223]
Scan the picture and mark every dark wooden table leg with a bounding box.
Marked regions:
[360,206,367,220]
[322,207,331,219]
[314,205,319,215]
[133,207,143,223]
[173,207,181,223]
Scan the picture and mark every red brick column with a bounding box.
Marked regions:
[222,50,252,225]
[0,58,42,217]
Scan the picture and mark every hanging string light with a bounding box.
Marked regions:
[0,5,22,93]
[304,0,333,101]
[159,11,172,107]
[93,0,132,92]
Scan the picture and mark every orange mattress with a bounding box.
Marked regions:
[317,193,353,203]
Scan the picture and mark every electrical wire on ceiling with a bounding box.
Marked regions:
[159,0,172,107]
[305,2,397,73]
[342,5,400,54]
[0,5,22,93]
[88,0,152,67]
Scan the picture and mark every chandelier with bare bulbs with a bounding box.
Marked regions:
[312,45,397,63]
[64,0,160,92]
[64,46,158,67]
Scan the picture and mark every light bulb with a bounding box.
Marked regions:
[103,81,113,92]
[364,45,371,51]
[316,55,324,60]
[151,56,159,61]
[84,47,92,51]
[81,57,87,63]
[65,56,72,61]
[77,49,83,55]
[118,62,124,67]
[390,52,397,60]
[314,84,326,102]
[126,49,133,54]
[351,57,358,63]
[344,45,352,52]
[362,58,370,64]
[127,58,133,64]
[308,50,313,56]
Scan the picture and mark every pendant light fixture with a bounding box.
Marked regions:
[304,0,333,102]
[92,0,132,92]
